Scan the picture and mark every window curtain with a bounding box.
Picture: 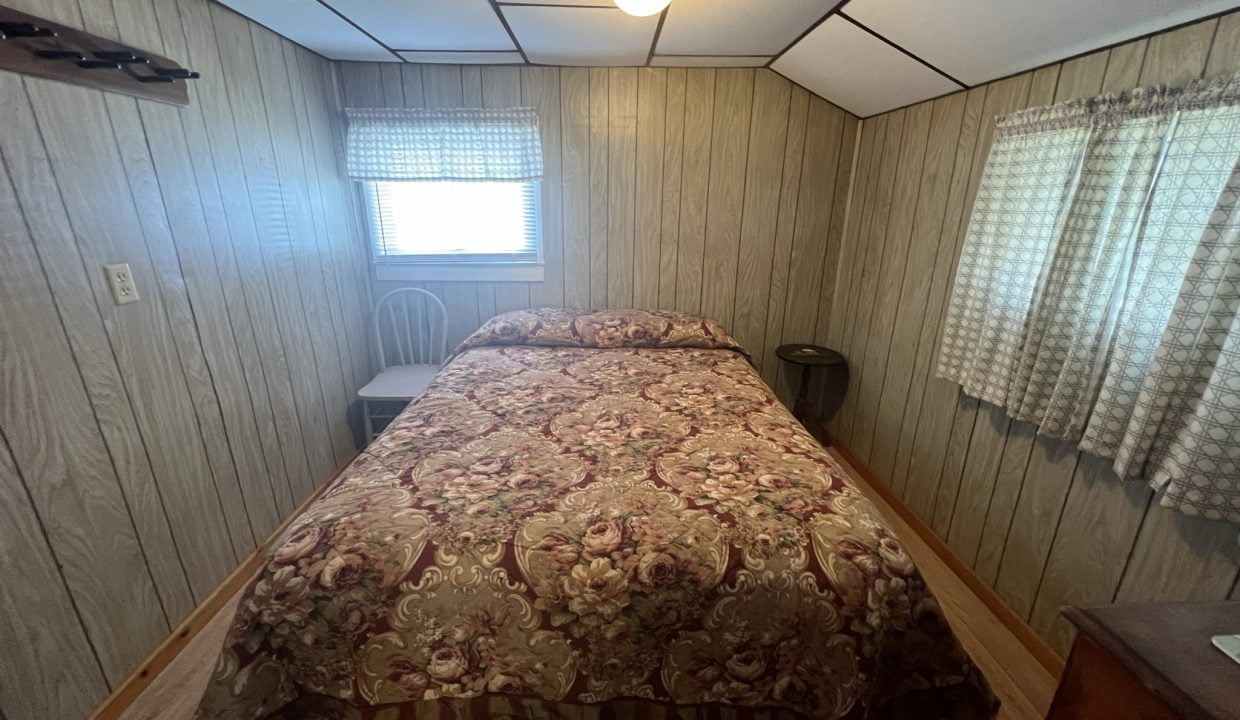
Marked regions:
[938,76,1240,523]
[345,107,543,182]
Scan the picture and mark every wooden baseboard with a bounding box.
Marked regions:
[829,441,1066,679]
[89,456,353,720]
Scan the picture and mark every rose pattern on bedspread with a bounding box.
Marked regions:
[196,309,996,720]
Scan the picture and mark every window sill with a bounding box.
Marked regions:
[374,263,544,283]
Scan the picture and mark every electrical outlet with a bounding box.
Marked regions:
[104,263,140,306]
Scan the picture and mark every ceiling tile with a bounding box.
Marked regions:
[846,0,1240,86]
[772,16,962,117]
[327,0,516,51]
[215,0,396,61]
[657,0,835,55]
[502,6,659,66]
[650,55,771,67]
[398,51,526,64]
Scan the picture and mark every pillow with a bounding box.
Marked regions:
[453,308,750,359]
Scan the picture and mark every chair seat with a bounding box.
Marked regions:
[357,364,440,401]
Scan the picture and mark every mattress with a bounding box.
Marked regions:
[195,308,996,720]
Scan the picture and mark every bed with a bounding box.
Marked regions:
[196,308,996,720]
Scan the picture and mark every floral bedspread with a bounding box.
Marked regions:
[196,309,996,720]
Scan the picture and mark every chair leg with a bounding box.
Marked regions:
[363,400,374,445]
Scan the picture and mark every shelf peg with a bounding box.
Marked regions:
[0,21,55,37]
[93,50,147,64]
[35,49,85,60]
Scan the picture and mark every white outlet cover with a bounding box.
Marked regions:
[104,263,140,306]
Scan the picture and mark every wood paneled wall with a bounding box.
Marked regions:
[337,62,858,393]
[826,12,1240,655]
[13,6,1236,717]
[0,1,371,718]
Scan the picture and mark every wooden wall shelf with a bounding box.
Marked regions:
[0,3,197,106]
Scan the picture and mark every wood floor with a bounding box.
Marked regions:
[827,450,1058,720]
[115,448,1056,720]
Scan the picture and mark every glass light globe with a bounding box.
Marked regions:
[614,0,671,17]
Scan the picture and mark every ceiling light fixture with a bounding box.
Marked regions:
[614,0,671,17]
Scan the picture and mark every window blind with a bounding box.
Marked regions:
[365,180,541,264]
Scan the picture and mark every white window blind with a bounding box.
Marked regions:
[365,180,541,264]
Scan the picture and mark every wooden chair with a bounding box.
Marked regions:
[357,287,448,443]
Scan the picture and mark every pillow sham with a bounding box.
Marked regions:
[453,308,750,359]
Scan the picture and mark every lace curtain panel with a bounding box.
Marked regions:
[345,107,543,182]
[938,76,1240,523]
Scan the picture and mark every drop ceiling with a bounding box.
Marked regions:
[218,0,1240,116]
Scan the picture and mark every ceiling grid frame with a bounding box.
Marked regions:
[487,0,532,63]
[215,0,1240,117]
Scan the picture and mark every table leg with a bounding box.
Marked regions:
[793,365,812,422]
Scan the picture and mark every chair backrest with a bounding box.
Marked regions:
[373,287,448,370]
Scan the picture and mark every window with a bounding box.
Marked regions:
[345,106,545,281]
[365,180,541,265]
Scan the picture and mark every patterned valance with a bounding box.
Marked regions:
[346,107,543,182]
[938,73,1240,525]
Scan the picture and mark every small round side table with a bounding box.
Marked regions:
[776,343,847,442]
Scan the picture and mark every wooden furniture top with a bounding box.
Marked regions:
[1063,602,1240,720]
[775,343,845,368]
